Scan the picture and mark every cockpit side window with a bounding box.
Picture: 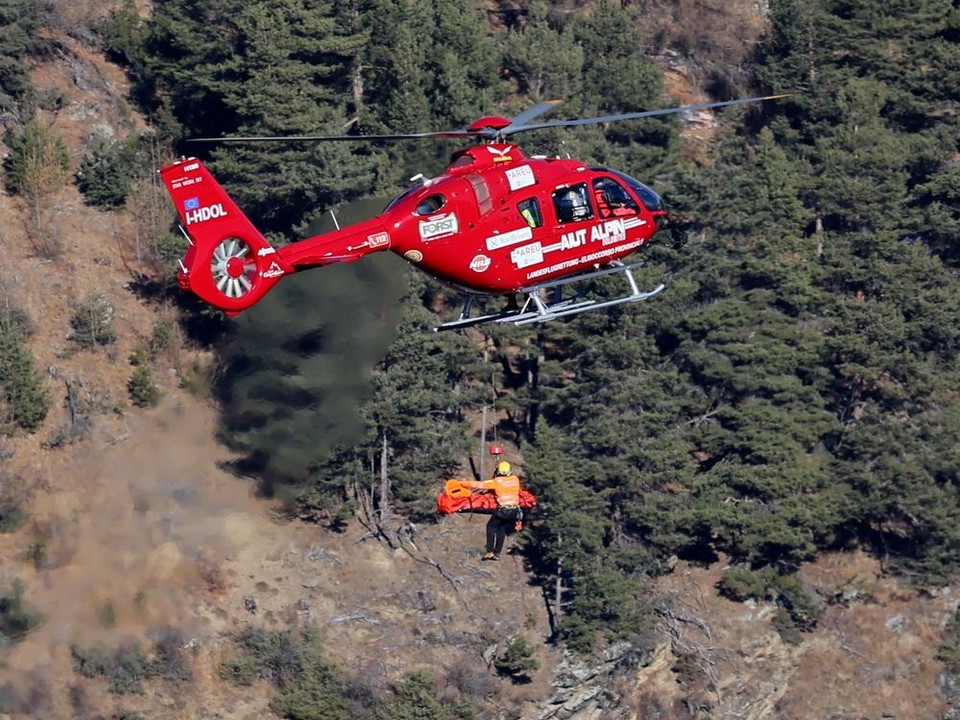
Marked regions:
[416,193,447,215]
[592,177,640,218]
[518,198,542,228]
[553,183,593,223]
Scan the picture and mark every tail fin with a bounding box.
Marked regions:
[159,158,289,315]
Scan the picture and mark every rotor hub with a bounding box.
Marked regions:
[211,237,256,299]
[226,256,245,278]
[468,115,511,132]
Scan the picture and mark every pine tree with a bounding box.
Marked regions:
[0,0,40,106]
[569,0,676,173]
[146,0,382,233]
[0,324,49,433]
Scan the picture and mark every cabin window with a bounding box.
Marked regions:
[553,183,593,223]
[466,173,494,216]
[416,193,447,215]
[449,154,475,169]
[518,198,542,228]
[592,177,639,218]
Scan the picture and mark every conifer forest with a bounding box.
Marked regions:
[101,0,960,648]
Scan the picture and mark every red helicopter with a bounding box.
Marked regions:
[159,95,787,330]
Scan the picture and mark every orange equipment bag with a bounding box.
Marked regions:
[436,479,537,515]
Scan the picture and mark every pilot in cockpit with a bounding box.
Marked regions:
[555,186,591,223]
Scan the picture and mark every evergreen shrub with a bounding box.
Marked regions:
[76,134,136,209]
[69,295,118,349]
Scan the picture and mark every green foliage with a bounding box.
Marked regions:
[144,0,384,232]
[98,600,117,628]
[76,133,137,209]
[70,640,165,695]
[939,607,960,672]
[0,321,49,433]
[717,566,824,642]
[0,473,28,533]
[336,273,480,521]
[716,567,768,602]
[128,365,161,408]
[150,319,173,356]
[0,578,42,643]
[113,711,146,720]
[501,2,582,101]
[71,644,113,678]
[0,0,41,107]
[98,0,146,69]
[220,630,474,719]
[384,670,474,720]
[219,654,259,687]
[220,629,351,720]
[23,533,47,569]
[0,304,34,337]
[69,295,118,350]
[3,119,70,195]
[493,636,539,681]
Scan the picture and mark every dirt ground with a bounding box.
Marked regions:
[1,395,563,719]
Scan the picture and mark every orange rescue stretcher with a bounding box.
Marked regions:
[436,479,537,515]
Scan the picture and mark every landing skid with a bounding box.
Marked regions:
[435,261,665,332]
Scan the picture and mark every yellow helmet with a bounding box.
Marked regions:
[495,461,512,476]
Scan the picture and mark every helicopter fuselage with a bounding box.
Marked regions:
[284,143,668,295]
[159,94,788,319]
[160,145,670,315]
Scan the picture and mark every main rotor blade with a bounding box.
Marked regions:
[186,129,483,143]
[185,94,789,144]
[502,94,792,136]
[502,100,562,132]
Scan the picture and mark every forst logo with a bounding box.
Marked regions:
[419,213,459,241]
[185,203,228,225]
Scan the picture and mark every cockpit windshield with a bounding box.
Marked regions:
[384,185,421,213]
[592,167,664,212]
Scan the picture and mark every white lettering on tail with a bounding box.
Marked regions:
[185,203,228,225]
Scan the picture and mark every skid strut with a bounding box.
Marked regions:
[435,261,665,331]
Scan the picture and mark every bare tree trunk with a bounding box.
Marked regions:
[357,431,400,549]
[480,405,488,480]
[554,532,563,627]
[379,431,389,526]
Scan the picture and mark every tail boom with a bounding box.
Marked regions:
[159,159,392,315]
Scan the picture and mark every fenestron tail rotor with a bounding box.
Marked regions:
[185,94,790,145]
[211,237,257,300]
